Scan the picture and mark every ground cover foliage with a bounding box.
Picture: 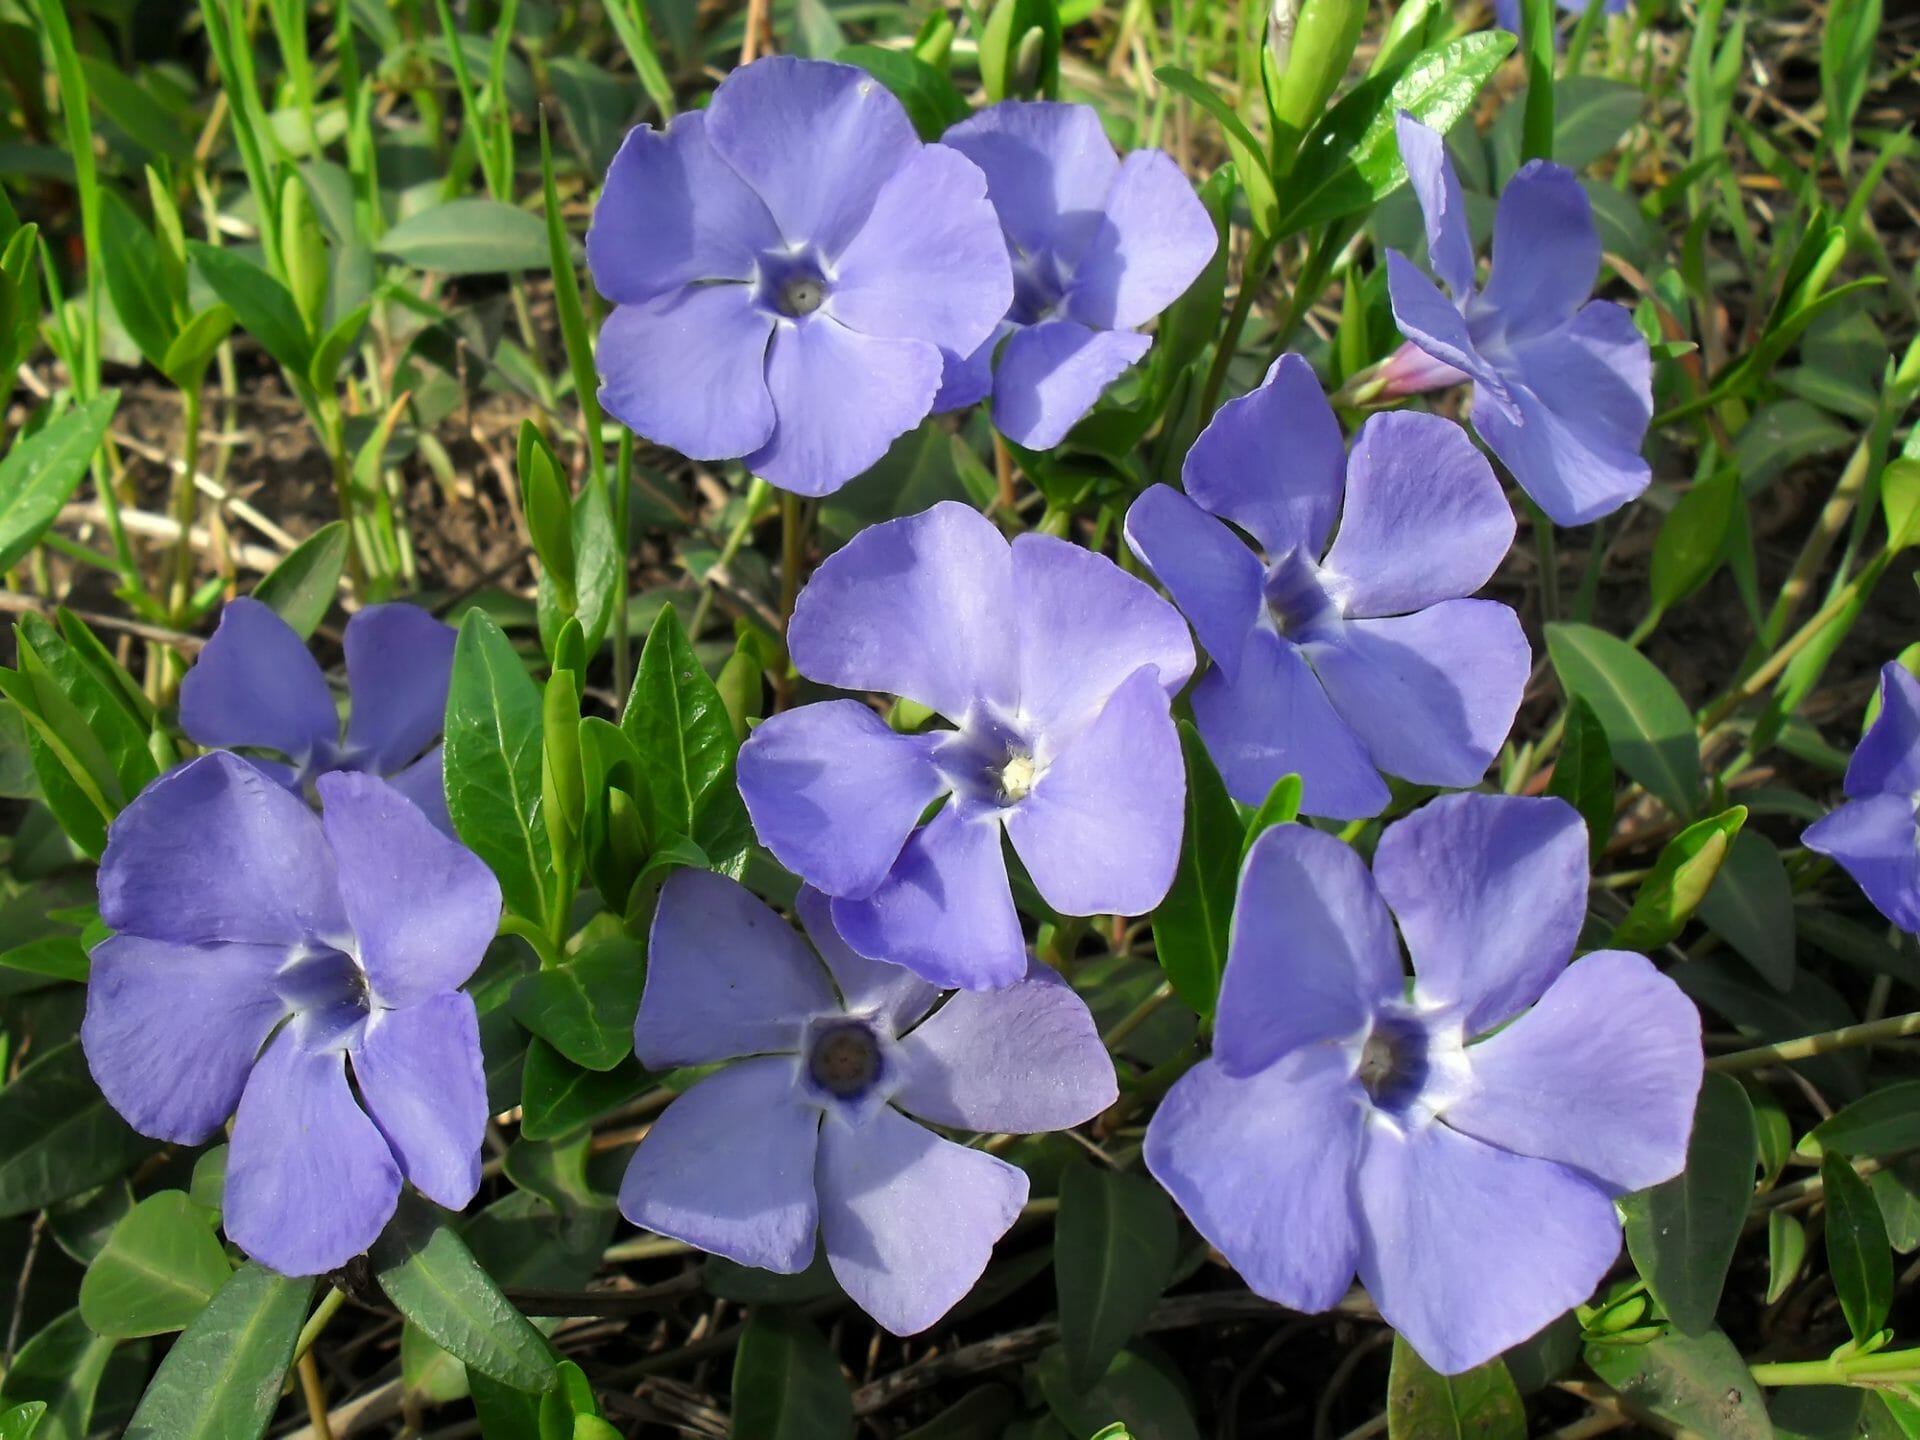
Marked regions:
[0,0,1916,1435]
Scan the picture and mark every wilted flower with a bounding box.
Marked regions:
[1145,794,1703,1375]
[619,871,1115,1335]
[1804,661,1920,932]
[1125,353,1527,819]
[587,57,1013,497]
[180,596,456,832]
[736,501,1194,989]
[1381,113,1652,526]
[934,102,1217,449]
[83,753,499,1276]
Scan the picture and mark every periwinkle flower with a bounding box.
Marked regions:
[1491,0,1627,32]
[1381,113,1653,526]
[1145,793,1703,1375]
[932,102,1217,449]
[1125,352,1528,820]
[586,57,1013,497]
[82,752,500,1276]
[736,501,1194,990]
[180,595,456,832]
[1804,661,1920,932]
[619,870,1115,1335]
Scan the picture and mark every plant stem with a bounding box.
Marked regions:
[296,1351,333,1440]
[1196,238,1275,423]
[166,385,204,624]
[293,1287,346,1362]
[686,477,770,642]
[1709,1008,1920,1073]
[1749,1348,1920,1389]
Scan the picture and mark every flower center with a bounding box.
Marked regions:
[1263,548,1340,639]
[806,1018,882,1099]
[779,274,825,318]
[998,752,1039,804]
[1356,1014,1430,1114]
[934,710,1048,813]
[1009,250,1068,326]
[275,944,372,1051]
[755,249,832,321]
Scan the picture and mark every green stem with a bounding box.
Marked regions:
[167,385,204,624]
[498,912,565,970]
[1196,239,1275,423]
[292,1287,346,1362]
[1709,1008,1920,1073]
[686,477,770,643]
[1749,1349,1920,1389]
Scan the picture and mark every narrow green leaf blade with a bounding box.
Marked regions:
[186,243,313,376]
[0,394,120,574]
[1152,722,1243,1018]
[251,522,348,639]
[1823,1152,1894,1342]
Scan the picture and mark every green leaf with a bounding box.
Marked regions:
[122,1263,313,1440]
[0,933,88,983]
[1650,469,1739,613]
[1871,1158,1920,1252]
[731,1311,854,1440]
[1238,772,1302,866]
[1281,30,1515,234]
[837,45,969,140]
[1152,722,1243,1019]
[1696,831,1796,990]
[379,198,552,274]
[306,299,369,388]
[1583,1330,1769,1440]
[372,1192,558,1393]
[16,608,158,809]
[1610,807,1746,952]
[0,1039,150,1220]
[1386,1334,1525,1440]
[1545,621,1700,818]
[251,521,348,639]
[1622,1072,1756,1334]
[621,605,753,878]
[0,394,119,574]
[1766,1210,1806,1304]
[508,934,644,1072]
[1547,697,1614,858]
[187,243,313,376]
[1823,1152,1893,1342]
[79,1190,232,1338]
[1056,1166,1179,1392]
[1153,66,1278,237]
[1035,1347,1200,1440]
[159,305,235,391]
[1814,1082,1920,1159]
[519,1041,648,1142]
[445,609,551,925]
[0,1402,48,1440]
[98,191,175,370]
[0,1311,113,1440]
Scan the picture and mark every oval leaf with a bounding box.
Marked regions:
[1546,621,1701,819]
[378,198,553,274]
[1386,1334,1525,1440]
[445,609,552,925]
[123,1263,313,1440]
[1152,721,1243,1019]
[1056,1165,1179,1392]
[79,1190,232,1338]
[1823,1152,1893,1342]
[731,1311,854,1440]
[0,394,120,575]
[250,522,349,640]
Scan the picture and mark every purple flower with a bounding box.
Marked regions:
[1383,113,1652,526]
[1804,662,1920,932]
[586,57,1013,497]
[180,596,456,832]
[1491,0,1628,32]
[1124,353,1528,819]
[82,752,499,1275]
[931,102,1217,449]
[619,871,1115,1335]
[1145,793,1703,1375]
[736,501,1194,990]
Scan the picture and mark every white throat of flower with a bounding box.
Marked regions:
[997,751,1041,804]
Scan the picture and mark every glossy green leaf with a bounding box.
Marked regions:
[621,604,753,878]
[372,1192,558,1393]
[838,44,969,139]
[379,198,552,274]
[1696,830,1796,990]
[1545,621,1700,818]
[0,1039,150,1219]
[98,191,175,369]
[1547,697,1614,858]
[0,394,119,574]
[1610,807,1746,953]
[1870,1158,1920,1252]
[187,243,313,376]
[1238,772,1301,868]
[0,1311,113,1440]
[0,1402,47,1440]
[1583,1329,1769,1440]
[251,521,348,639]
[1823,1152,1893,1342]
[1386,1334,1525,1440]
[731,1310,854,1440]
[509,934,645,1072]
[122,1262,312,1440]
[1766,1210,1806,1304]
[1152,722,1243,1018]
[79,1190,231,1338]
[1815,1082,1920,1160]
[445,609,551,924]
[159,304,235,391]
[519,1041,649,1142]
[1056,1166,1179,1392]
[1622,1073,1756,1334]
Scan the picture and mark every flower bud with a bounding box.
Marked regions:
[1266,0,1366,146]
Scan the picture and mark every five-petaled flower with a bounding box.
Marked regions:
[1145,792,1703,1375]
[619,870,1115,1335]
[82,752,500,1276]
[1125,353,1528,819]
[1804,661,1920,933]
[180,595,457,833]
[932,101,1217,450]
[587,56,1013,497]
[1380,113,1652,527]
[736,500,1194,990]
